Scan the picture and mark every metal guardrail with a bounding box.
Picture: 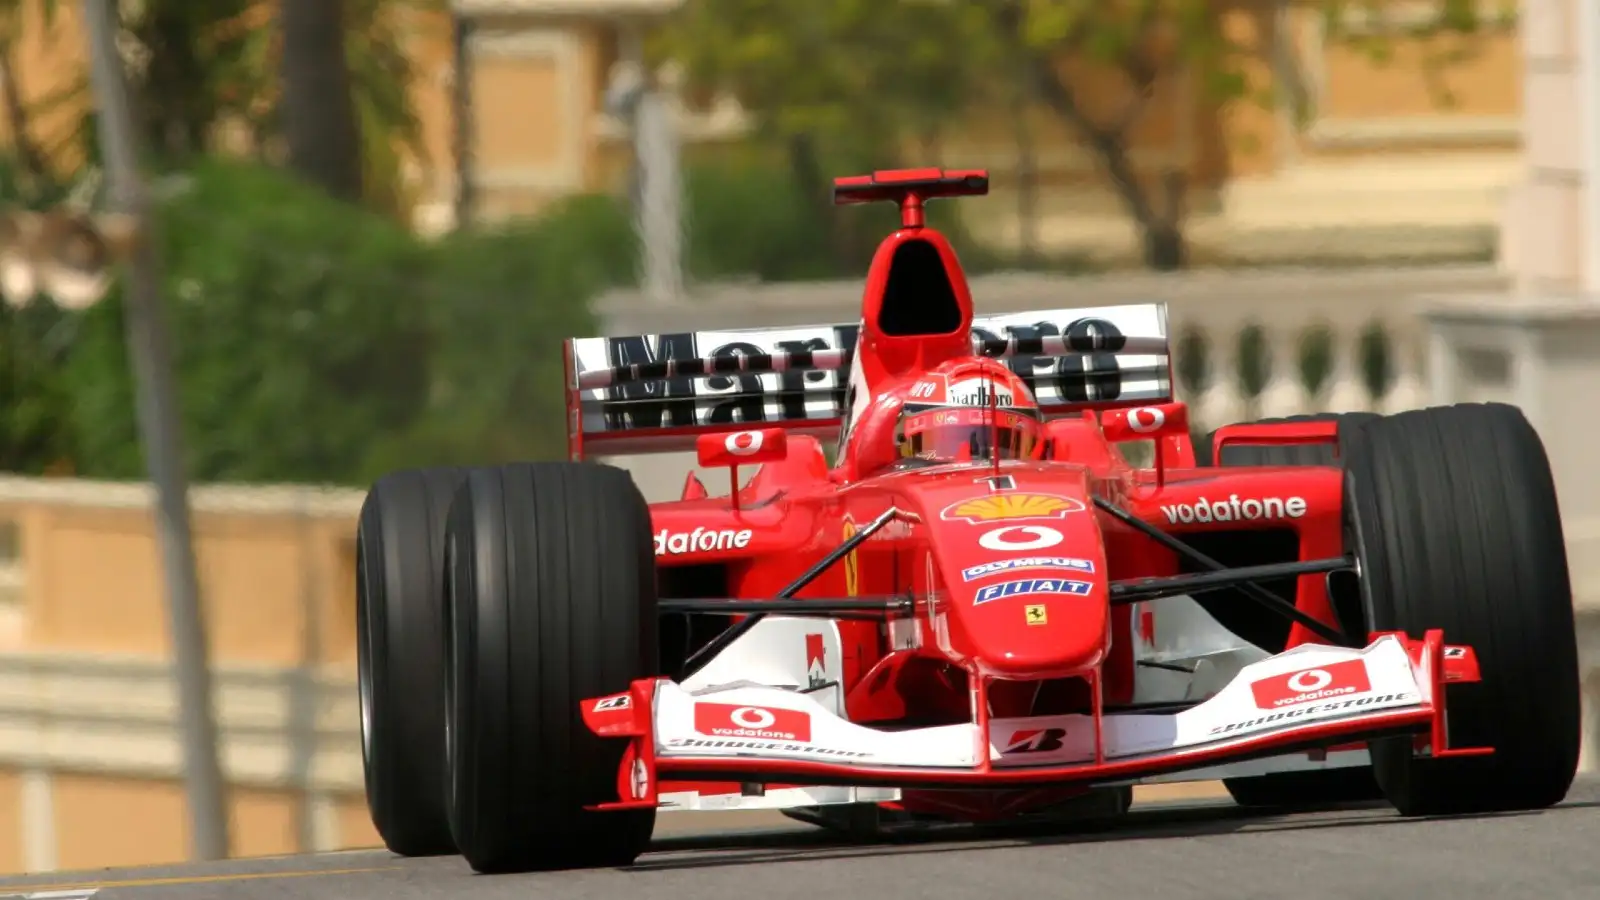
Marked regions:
[0,652,360,791]
[0,475,365,517]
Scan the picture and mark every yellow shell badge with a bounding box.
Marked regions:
[941,493,1087,524]
[842,520,860,596]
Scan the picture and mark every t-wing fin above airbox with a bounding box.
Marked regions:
[833,168,989,228]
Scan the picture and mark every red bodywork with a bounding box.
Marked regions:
[561,168,1487,819]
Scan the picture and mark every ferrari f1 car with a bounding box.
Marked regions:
[356,168,1581,874]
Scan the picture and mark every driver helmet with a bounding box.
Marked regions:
[895,358,1043,463]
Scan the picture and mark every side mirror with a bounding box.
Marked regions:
[697,428,788,468]
[696,428,789,509]
[1099,402,1189,443]
[1099,402,1192,487]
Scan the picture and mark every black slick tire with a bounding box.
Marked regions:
[1199,413,1387,811]
[444,462,659,873]
[1344,402,1581,815]
[356,467,469,857]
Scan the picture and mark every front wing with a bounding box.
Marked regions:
[582,630,1487,809]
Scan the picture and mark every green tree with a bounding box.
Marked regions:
[62,159,438,483]
[367,193,629,474]
[996,0,1511,269]
[0,300,79,475]
[0,144,91,475]
[0,0,443,218]
[659,0,991,270]
[680,150,995,281]
[279,0,364,200]
[54,160,618,485]
[665,0,1515,271]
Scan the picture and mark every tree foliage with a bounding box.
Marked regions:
[664,0,1514,270]
[661,0,988,153]
[0,0,443,217]
[43,160,603,485]
[278,0,364,201]
[659,0,994,269]
[62,160,438,482]
[0,147,999,485]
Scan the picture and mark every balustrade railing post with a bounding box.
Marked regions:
[1321,320,1374,414]
[1383,321,1430,413]
[1186,324,1237,436]
[1256,321,1311,418]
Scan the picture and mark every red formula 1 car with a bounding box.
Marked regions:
[355,168,1582,874]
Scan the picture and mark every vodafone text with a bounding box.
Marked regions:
[655,528,753,555]
[1207,693,1419,736]
[1250,659,1371,710]
[1160,495,1307,525]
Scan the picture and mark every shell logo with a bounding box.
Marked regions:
[940,493,1087,524]
[842,520,860,596]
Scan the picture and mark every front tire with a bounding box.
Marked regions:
[356,467,469,858]
[1344,402,1581,815]
[444,462,659,873]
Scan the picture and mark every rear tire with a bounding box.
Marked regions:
[1200,414,1387,811]
[356,467,469,858]
[444,462,659,873]
[1344,403,1581,815]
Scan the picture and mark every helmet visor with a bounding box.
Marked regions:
[899,407,1039,462]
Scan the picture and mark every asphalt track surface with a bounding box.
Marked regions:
[5,779,1600,900]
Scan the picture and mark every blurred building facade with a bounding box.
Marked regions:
[411,0,1520,265]
[0,1,1521,260]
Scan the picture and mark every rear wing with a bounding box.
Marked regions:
[564,303,1172,456]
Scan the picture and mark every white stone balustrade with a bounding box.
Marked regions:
[1163,290,1433,433]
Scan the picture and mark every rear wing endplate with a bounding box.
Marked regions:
[564,303,1172,456]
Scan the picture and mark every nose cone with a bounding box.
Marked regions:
[923,479,1111,679]
[956,565,1109,678]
